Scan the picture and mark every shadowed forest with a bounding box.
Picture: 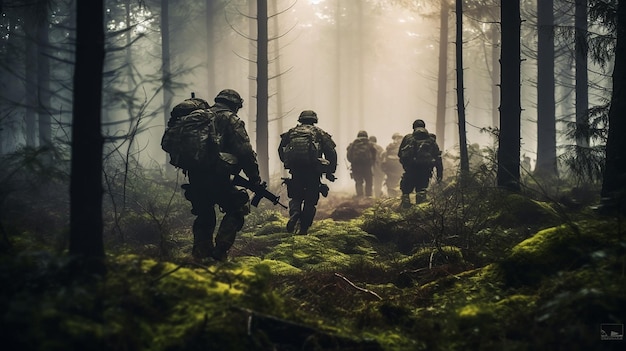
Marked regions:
[1,0,626,350]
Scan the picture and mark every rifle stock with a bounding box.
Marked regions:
[232,174,287,209]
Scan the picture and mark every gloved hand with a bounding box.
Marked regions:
[249,175,262,187]
[325,173,336,182]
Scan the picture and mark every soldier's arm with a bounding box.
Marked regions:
[227,115,261,183]
[320,132,338,173]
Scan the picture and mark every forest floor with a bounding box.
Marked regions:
[1,178,625,350]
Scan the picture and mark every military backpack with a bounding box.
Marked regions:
[161,98,221,171]
[347,138,373,164]
[281,124,321,169]
[399,128,437,169]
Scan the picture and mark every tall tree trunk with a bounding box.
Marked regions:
[600,0,626,214]
[535,0,557,178]
[575,0,589,147]
[491,23,499,129]
[36,0,51,150]
[356,1,364,126]
[206,0,216,95]
[271,0,285,178]
[257,0,269,182]
[497,0,521,190]
[455,0,469,173]
[161,0,173,169]
[24,4,37,147]
[436,1,449,149]
[69,0,105,266]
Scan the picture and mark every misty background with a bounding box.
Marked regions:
[0,0,611,190]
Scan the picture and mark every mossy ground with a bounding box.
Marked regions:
[1,179,625,350]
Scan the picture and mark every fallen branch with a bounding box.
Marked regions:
[334,273,383,300]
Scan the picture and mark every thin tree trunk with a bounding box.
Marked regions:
[455,0,469,173]
[69,0,105,265]
[575,0,589,147]
[600,0,626,215]
[36,0,51,150]
[497,0,521,190]
[491,23,499,129]
[24,4,37,147]
[257,0,269,182]
[436,1,449,149]
[161,0,173,169]
[535,0,557,178]
[206,0,216,95]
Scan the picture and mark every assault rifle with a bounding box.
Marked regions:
[233,174,287,209]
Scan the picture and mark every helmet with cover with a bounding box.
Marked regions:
[215,89,243,109]
[298,110,318,123]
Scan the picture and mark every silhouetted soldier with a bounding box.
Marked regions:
[398,119,442,207]
[381,133,404,197]
[183,89,261,261]
[279,110,337,234]
[347,130,377,197]
[369,135,385,198]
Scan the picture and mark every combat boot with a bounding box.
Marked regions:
[401,194,411,208]
[286,213,300,233]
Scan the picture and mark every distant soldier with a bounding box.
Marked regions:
[346,130,377,197]
[279,110,337,234]
[398,119,443,207]
[369,135,385,198]
[380,133,404,197]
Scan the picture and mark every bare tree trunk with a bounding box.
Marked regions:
[436,1,449,149]
[36,0,51,150]
[24,4,37,147]
[491,23,499,129]
[455,0,469,173]
[600,0,626,215]
[575,0,589,147]
[257,0,269,182]
[497,0,521,190]
[161,0,173,170]
[69,0,105,266]
[206,0,216,95]
[535,0,557,178]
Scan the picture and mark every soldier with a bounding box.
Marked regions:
[347,130,378,198]
[369,135,385,198]
[398,119,443,207]
[183,89,262,261]
[380,133,404,197]
[279,110,337,234]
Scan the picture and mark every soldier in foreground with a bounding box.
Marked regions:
[398,119,443,207]
[181,89,262,261]
[278,110,337,234]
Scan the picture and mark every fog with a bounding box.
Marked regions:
[115,0,497,189]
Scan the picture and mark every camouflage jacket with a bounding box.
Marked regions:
[211,102,261,183]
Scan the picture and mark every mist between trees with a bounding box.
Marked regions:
[0,0,618,191]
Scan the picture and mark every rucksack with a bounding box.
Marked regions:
[161,99,221,170]
[381,142,402,173]
[282,124,321,169]
[347,138,373,164]
[399,128,436,168]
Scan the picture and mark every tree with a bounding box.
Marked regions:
[455,0,469,174]
[575,0,589,147]
[534,0,557,178]
[497,0,521,190]
[600,0,626,214]
[69,0,105,270]
[257,0,269,182]
[161,0,173,173]
[436,1,450,150]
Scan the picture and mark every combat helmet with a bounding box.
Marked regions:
[215,89,243,109]
[413,119,426,129]
[298,110,318,123]
[392,132,403,141]
[357,130,368,138]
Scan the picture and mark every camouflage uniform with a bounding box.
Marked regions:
[399,120,443,206]
[184,89,261,261]
[279,110,337,235]
[347,131,377,197]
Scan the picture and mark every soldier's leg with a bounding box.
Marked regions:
[399,171,415,208]
[364,168,373,197]
[286,176,304,233]
[300,184,321,235]
[192,206,216,259]
[213,188,249,261]
[414,172,431,204]
[354,170,364,197]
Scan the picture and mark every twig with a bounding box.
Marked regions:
[334,273,382,300]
